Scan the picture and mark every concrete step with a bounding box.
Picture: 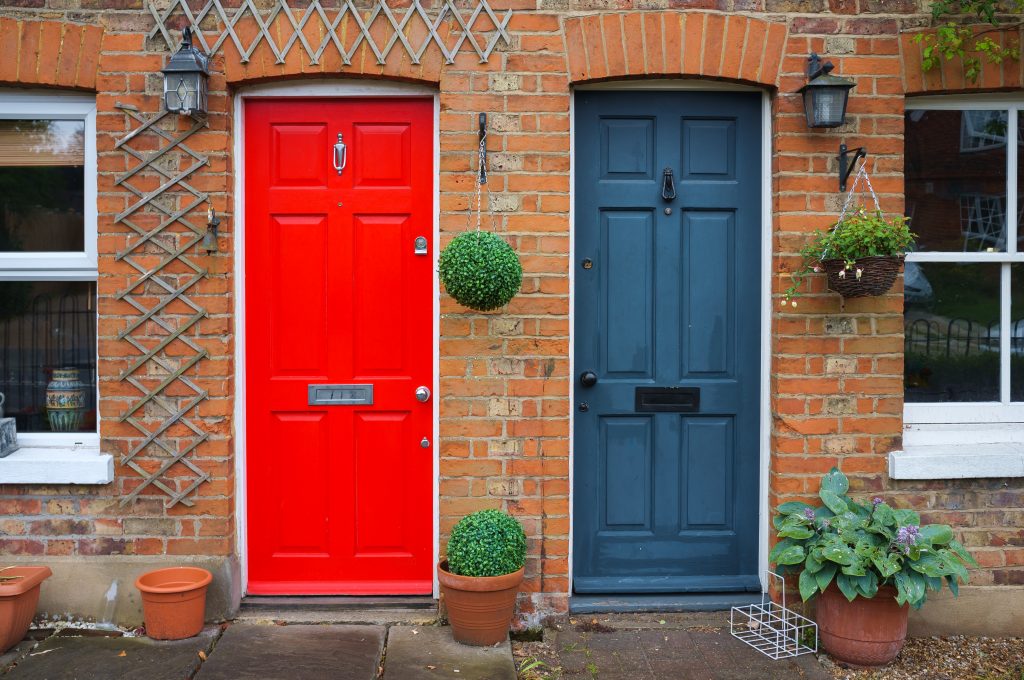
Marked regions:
[383,625,516,680]
[237,596,438,626]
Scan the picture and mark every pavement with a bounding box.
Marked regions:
[0,612,833,679]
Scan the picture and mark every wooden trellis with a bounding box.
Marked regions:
[147,0,512,65]
[114,105,211,508]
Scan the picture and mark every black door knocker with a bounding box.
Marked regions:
[661,167,677,201]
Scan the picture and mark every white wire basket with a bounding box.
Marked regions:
[730,571,817,660]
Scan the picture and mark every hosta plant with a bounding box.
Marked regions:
[770,467,977,609]
[446,509,527,578]
[783,207,914,304]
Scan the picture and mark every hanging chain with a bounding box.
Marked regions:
[468,128,487,233]
[838,157,881,225]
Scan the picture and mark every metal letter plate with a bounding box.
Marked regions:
[308,384,374,406]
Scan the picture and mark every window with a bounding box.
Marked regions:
[0,91,98,447]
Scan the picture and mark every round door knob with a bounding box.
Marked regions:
[579,371,598,388]
[415,386,431,402]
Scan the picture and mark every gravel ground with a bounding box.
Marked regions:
[513,623,1024,680]
[821,636,1024,680]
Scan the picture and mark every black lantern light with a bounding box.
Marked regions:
[797,53,855,129]
[162,28,209,117]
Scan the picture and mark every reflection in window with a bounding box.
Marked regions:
[0,281,97,433]
[0,120,86,253]
[905,263,1001,402]
[906,110,1007,253]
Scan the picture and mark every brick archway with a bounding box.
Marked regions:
[563,12,788,87]
[0,18,104,90]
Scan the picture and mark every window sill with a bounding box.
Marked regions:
[888,443,1024,480]
[0,447,113,484]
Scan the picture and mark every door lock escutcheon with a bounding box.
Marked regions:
[420,437,430,448]
[414,236,428,255]
[415,386,431,402]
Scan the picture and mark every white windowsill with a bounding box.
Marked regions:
[889,443,1024,479]
[0,446,113,484]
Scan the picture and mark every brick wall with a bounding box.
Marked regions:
[0,0,1021,622]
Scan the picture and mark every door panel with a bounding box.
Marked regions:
[246,97,433,595]
[574,91,761,594]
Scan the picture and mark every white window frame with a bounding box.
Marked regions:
[904,95,1024,429]
[0,89,99,449]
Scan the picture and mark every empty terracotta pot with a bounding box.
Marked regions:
[438,561,523,646]
[135,567,212,640]
[817,584,909,667]
[0,566,52,653]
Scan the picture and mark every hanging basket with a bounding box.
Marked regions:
[821,255,903,298]
[439,231,523,311]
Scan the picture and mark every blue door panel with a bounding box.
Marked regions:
[574,90,761,594]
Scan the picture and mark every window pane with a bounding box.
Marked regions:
[1014,264,1024,401]
[906,110,1007,253]
[905,262,1001,402]
[0,120,85,253]
[0,280,96,433]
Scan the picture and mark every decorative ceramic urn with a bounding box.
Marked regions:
[45,368,86,433]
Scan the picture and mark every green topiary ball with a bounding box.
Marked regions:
[446,509,527,578]
[439,231,523,312]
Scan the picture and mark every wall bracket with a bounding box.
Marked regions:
[838,143,867,192]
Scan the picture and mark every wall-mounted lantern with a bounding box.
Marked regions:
[162,28,209,117]
[797,53,855,129]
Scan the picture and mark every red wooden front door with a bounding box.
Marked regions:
[244,97,434,595]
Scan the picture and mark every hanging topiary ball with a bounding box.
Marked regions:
[439,231,523,312]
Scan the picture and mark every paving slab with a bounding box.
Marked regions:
[195,623,384,680]
[2,627,219,680]
[384,625,516,680]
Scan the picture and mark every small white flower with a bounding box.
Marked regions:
[791,300,797,308]
[812,266,821,273]
[856,268,863,280]
[838,269,846,279]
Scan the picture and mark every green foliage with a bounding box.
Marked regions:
[915,1,1024,82]
[446,509,527,578]
[439,231,523,312]
[783,207,915,304]
[770,468,978,609]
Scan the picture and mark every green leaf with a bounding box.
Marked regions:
[855,573,879,599]
[836,573,859,602]
[799,569,819,601]
[777,501,815,515]
[819,467,849,496]
[873,503,896,527]
[815,562,838,593]
[947,540,979,568]
[770,541,806,566]
[893,509,921,527]
[919,524,953,546]
[819,489,848,515]
[779,525,814,540]
[804,554,824,574]
[820,543,856,566]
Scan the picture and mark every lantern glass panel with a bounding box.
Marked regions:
[808,88,847,128]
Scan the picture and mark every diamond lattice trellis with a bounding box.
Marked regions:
[114,104,212,508]
[147,0,512,65]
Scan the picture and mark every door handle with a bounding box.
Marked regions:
[415,386,431,402]
[333,133,347,175]
[579,371,598,388]
[661,167,676,201]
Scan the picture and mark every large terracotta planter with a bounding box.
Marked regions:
[438,561,523,646]
[0,566,52,653]
[817,584,909,667]
[135,567,212,640]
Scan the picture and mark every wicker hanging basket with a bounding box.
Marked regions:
[821,255,903,298]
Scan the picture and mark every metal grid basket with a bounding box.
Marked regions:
[730,571,817,660]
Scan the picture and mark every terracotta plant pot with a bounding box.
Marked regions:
[438,561,524,646]
[0,566,52,653]
[817,584,909,667]
[135,567,212,640]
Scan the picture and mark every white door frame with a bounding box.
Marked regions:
[568,81,774,594]
[232,80,442,597]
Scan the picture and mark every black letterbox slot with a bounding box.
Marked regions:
[634,387,700,413]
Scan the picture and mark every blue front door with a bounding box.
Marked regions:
[573,91,762,593]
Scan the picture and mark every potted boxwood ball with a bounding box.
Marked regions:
[770,468,977,667]
[439,231,523,312]
[438,509,526,646]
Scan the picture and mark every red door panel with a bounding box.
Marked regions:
[245,98,433,595]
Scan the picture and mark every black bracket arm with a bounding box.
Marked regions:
[478,112,487,185]
[838,143,867,192]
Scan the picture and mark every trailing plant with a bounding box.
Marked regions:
[445,508,527,578]
[783,206,914,305]
[915,0,1023,82]
[769,467,978,609]
[439,231,523,312]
